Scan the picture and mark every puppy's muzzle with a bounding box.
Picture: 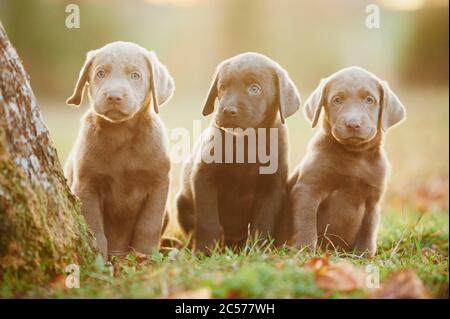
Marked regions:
[216,105,238,127]
[344,119,361,132]
[333,115,376,144]
[104,90,128,107]
[106,93,123,105]
[96,90,134,121]
[221,106,238,117]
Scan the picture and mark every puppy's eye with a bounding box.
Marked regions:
[96,70,105,79]
[218,84,226,91]
[365,96,375,104]
[248,83,262,95]
[131,72,141,80]
[332,96,343,105]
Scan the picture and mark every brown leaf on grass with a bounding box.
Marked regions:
[415,196,430,214]
[134,252,148,263]
[169,287,212,299]
[305,255,330,274]
[50,274,66,289]
[305,256,366,292]
[317,262,367,292]
[421,246,439,261]
[225,289,240,299]
[415,176,449,213]
[372,269,430,299]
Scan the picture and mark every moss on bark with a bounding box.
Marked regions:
[0,22,94,288]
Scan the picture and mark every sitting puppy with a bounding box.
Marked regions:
[283,66,405,256]
[176,52,301,253]
[65,42,174,258]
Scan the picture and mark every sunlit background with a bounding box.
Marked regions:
[0,0,448,222]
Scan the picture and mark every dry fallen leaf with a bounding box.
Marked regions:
[305,255,330,274]
[372,269,430,299]
[421,246,439,262]
[135,252,148,263]
[225,289,240,299]
[317,262,367,292]
[169,287,212,299]
[50,274,66,289]
[415,176,449,213]
[275,261,285,269]
[305,256,366,292]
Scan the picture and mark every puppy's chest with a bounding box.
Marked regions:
[97,131,166,171]
[109,146,153,172]
[317,167,382,235]
[218,164,260,188]
[216,165,271,208]
[329,176,373,201]
[327,154,386,190]
[85,134,167,195]
[314,155,386,218]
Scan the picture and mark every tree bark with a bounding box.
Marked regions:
[0,22,93,287]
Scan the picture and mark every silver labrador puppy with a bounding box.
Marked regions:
[279,66,405,256]
[65,41,174,258]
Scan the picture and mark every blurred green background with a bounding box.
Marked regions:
[0,0,448,218]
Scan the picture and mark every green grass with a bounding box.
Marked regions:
[4,209,446,299]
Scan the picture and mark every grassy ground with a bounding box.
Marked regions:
[2,87,446,298]
[5,209,446,298]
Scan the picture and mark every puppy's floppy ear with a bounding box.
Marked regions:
[274,66,301,124]
[304,78,328,128]
[145,51,175,114]
[379,80,406,131]
[202,65,221,117]
[66,50,97,106]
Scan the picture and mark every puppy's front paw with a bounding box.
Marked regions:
[354,243,376,258]
[92,233,108,260]
[289,234,317,252]
[194,237,220,256]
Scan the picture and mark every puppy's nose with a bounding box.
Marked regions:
[222,107,238,117]
[344,120,361,131]
[106,93,123,104]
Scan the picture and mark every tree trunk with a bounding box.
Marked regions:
[0,22,94,287]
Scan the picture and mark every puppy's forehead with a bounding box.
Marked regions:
[93,42,147,67]
[328,67,380,95]
[220,54,274,81]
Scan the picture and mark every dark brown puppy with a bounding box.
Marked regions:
[278,66,405,256]
[176,52,301,253]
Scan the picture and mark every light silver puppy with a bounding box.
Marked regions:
[278,66,405,256]
[65,41,174,258]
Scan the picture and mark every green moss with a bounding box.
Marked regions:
[0,151,95,290]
